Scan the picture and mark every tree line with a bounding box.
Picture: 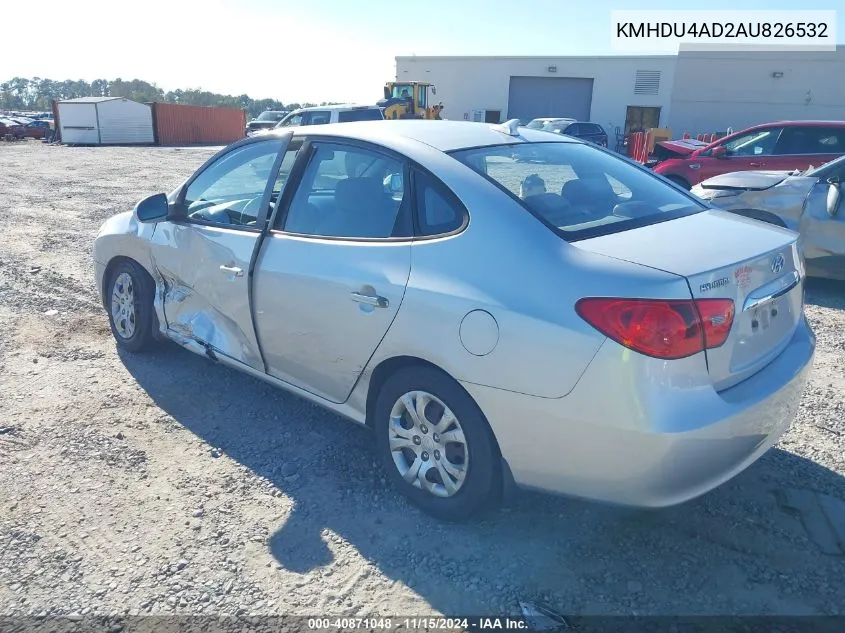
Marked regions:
[0,77,339,119]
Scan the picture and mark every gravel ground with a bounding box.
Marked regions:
[1,141,844,623]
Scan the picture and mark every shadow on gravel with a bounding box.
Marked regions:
[805,278,845,310]
[121,344,845,615]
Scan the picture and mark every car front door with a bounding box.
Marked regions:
[252,139,413,403]
[301,110,332,126]
[148,132,295,370]
[695,126,784,182]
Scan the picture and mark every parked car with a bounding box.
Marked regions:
[273,104,384,129]
[653,121,845,190]
[0,118,24,138]
[94,119,815,521]
[524,117,575,130]
[245,110,290,136]
[20,120,49,139]
[541,120,609,147]
[691,155,845,281]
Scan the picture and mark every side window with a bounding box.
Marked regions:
[816,128,845,153]
[723,128,781,156]
[413,170,465,236]
[271,144,301,196]
[303,111,331,126]
[280,143,409,239]
[279,113,303,128]
[182,140,283,227]
[564,123,581,136]
[775,126,845,155]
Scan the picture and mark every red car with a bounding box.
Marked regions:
[20,120,50,138]
[653,120,845,190]
[0,118,25,138]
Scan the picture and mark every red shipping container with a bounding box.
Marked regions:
[149,102,246,146]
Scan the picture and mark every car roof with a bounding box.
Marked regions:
[292,103,381,113]
[740,120,845,130]
[699,119,845,151]
[260,119,581,153]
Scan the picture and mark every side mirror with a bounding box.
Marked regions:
[826,181,842,217]
[135,193,170,223]
[712,146,728,159]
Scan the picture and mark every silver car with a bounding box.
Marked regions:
[94,120,815,521]
[691,156,845,281]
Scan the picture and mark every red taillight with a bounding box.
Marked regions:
[575,297,734,360]
[695,298,735,349]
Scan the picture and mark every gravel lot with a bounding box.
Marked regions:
[1,141,844,623]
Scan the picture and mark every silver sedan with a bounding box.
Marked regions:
[94,120,816,521]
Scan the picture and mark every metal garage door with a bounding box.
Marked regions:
[507,76,594,122]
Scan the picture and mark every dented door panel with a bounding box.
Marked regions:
[150,222,264,369]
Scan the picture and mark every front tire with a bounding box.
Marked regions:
[373,366,501,521]
[106,260,157,353]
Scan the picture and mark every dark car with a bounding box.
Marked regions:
[245,110,290,136]
[21,120,49,139]
[542,120,609,147]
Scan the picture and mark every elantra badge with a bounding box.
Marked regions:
[700,277,730,293]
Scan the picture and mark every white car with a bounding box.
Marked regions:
[524,117,576,130]
[274,104,384,129]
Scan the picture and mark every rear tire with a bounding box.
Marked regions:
[373,366,501,521]
[106,259,157,353]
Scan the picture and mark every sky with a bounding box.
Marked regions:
[1,0,842,104]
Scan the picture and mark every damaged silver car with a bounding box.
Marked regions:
[692,156,845,281]
[94,120,815,521]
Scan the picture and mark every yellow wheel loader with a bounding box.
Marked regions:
[378,82,444,120]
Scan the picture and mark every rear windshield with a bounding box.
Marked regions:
[450,142,705,241]
[338,108,384,123]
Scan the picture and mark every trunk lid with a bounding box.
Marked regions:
[699,170,792,192]
[574,210,805,391]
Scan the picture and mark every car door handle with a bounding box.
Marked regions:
[350,292,389,308]
[749,162,765,167]
[219,265,244,277]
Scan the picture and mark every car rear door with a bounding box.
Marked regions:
[148,132,294,370]
[252,138,412,404]
[770,125,845,172]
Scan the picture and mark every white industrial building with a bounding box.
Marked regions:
[56,97,154,145]
[396,46,845,138]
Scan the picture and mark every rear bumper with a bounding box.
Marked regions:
[463,316,815,508]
